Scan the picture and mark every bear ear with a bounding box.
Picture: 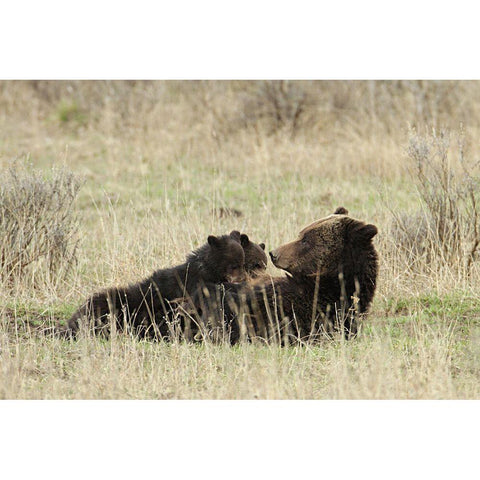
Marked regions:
[334,206,349,215]
[259,243,266,251]
[208,235,221,247]
[229,230,241,242]
[348,221,378,242]
[240,233,250,248]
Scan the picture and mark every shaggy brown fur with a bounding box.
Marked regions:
[64,231,247,339]
[240,233,268,279]
[188,208,378,343]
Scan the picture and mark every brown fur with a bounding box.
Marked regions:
[62,230,267,340]
[64,232,247,339]
[189,208,378,343]
[240,233,268,279]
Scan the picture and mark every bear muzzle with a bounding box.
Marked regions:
[270,243,297,271]
[226,268,247,284]
[270,249,285,269]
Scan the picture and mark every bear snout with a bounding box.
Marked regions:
[270,250,285,268]
[226,268,247,284]
[270,245,293,270]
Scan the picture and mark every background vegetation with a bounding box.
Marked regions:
[2,80,480,399]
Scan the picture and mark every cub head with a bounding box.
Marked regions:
[269,207,377,277]
[231,231,268,278]
[206,231,246,283]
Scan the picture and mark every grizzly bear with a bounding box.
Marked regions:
[187,208,378,343]
[239,233,267,279]
[65,230,255,339]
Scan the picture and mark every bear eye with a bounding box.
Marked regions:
[301,236,308,245]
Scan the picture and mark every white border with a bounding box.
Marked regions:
[1,400,478,478]
[2,1,480,79]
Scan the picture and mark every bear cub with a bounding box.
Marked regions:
[65,230,262,339]
[239,233,268,279]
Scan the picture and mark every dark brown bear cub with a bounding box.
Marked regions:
[191,208,378,343]
[239,233,268,279]
[65,231,247,339]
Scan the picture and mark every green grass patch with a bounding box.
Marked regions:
[382,291,480,319]
[57,99,87,125]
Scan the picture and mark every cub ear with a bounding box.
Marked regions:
[334,206,349,215]
[208,235,220,247]
[229,230,241,242]
[240,233,250,248]
[349,221,378,242]
[259,243,266,250]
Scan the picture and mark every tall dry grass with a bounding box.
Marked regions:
[1,80,480,399]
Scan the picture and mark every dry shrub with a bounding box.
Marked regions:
[209,80,480,142]
[20,80,167,137]
[3,80,480,148]
[391,128,480,274]
[234,80,314,137]
[0,159,82,289]
[319,80,478,132]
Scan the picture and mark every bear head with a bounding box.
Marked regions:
[236,232,268,278]
[204,232,247,283]
[269,207,377,278]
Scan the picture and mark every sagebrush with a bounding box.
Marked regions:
[390,128,480,275]
[0,159,82,290]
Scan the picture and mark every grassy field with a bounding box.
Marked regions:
[2,80,480,399]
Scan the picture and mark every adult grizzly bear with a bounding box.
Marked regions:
[188,208,378,343]
[65,231,252,339]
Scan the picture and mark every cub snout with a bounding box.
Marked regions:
[269,250,279,264]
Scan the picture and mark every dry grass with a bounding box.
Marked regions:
[2,80,480,399]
